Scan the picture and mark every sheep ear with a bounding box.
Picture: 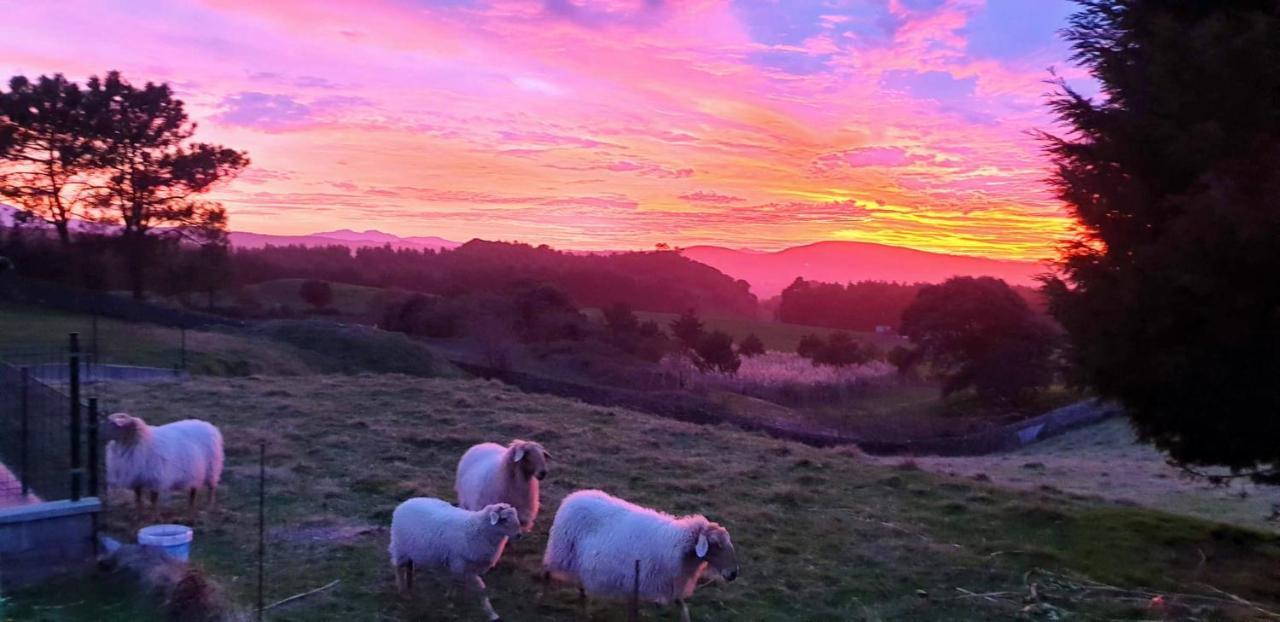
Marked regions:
[513,446,526,463]
[695,533,709,559]
[490,510,500,526]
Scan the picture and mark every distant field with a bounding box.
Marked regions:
[0,303,458,378]
[131,278,389,317]
[900,417,1280,533]
[583,308,906,352]
[9,374,1280,620]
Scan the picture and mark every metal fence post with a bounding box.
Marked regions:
[19,366,30,497]
[70,332,82,502]
[87,397,99,498]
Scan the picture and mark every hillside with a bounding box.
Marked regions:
[683,242,1047,298]
[9,374,1279,620]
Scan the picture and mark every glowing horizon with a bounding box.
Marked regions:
[0,0,1092,259]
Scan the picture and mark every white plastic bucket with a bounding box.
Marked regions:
[137,524,193,561]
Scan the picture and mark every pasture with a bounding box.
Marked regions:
[7,374,1280,620]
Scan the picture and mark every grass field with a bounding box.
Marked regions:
[8,374,1280,621]
[899,417,1280,534]
[0,304,459,378]
[582,308,905,353]
[242,279,388,316]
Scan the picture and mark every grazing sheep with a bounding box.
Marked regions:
[105,413,224,519]
[542,490,739,622]
[388,497,522,621]
[455,439,550,532]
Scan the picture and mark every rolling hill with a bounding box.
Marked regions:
[682,241,1049,298]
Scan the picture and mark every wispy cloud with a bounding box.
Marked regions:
[0,0,1086,256]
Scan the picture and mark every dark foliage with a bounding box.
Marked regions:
[1042,0,1280,480]
[887,345,920,377]
[778,277,1047,332]
[231,240,757,318]
[796,333,824,359]
[298,279,333,310]
[670,308,705,350]
[0,70,247,299]
[737,333,766,357]
[695,330,741,374]
[902,276,1055,403]
[797,331,876,367]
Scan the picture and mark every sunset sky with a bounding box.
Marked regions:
[0,0,1093,258]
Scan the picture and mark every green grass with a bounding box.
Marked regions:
[0,303,460,378]
[8,374,1278,621]
[583,308,905,352]
[243,279,388,316]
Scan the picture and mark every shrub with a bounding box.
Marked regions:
[737,333,766,357]
[695,330,741,374]
[670,308,704,350]
[298,279,333,310]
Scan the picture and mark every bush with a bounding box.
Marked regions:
[251,320,463,378]
[737,333,765,357]
[695,330,741,374]
[797,333,823,358]
[299,279,333,310]
[670,308,705,350]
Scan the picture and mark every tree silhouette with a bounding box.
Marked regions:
[696,330,740,374]
[1043,1,1280,480]
[902,277,1054,403]
[0,75,97,246]
[737,333,765,358]
[86,71,247,299]
[670,308,704,350]
[299,279,333,310]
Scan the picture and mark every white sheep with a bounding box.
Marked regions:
[104,413,224,519]
[542,489,739,622]
[388,497,522,621]
[455,439,550,532]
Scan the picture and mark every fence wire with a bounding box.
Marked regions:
[0,341,101,508]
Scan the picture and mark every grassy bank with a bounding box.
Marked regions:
[8,374,1278,620]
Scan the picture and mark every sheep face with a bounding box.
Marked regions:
[695,523,739,582]
[485,503,524,540]
[511,440,550,481]
[105,413,144,443]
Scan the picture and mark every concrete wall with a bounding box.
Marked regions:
[0,498,101,587]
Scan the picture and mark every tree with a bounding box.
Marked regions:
[670,308,704,350]
[87,72,247,299]
[796,333,823,359]
[299,279,333,310]
[602,301,640,335]
[887,345,919,378]
[811,332,872,368]
[1042,1,1280,480]
[737,333,765,357]
[0,74,97,246]
[695,330,741,374]
[902,277,1055,403]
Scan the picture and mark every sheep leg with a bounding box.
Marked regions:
[207,485,216,510]
[188,488,198,512]
[133,487,143,521]
[676,599,691,622]
[467,574,500,622]
[149,490,159,520]
[405,560,414,593]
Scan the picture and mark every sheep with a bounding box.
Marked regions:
[388,497,522,621]
[455,439,550,532]
[105,413,224,520]
[542,489,739,622]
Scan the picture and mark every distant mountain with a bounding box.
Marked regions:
[682,241,1048,298]
[229,229,460,251]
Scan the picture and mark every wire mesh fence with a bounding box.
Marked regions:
[0,335,102,508]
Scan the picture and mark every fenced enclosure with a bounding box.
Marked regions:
[0,333,108,588]
[0,335,101,508]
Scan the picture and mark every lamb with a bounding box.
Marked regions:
[388,497,522,621]
[542,489,739,622]
[105,413,224,519]
[455,439,550,532]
